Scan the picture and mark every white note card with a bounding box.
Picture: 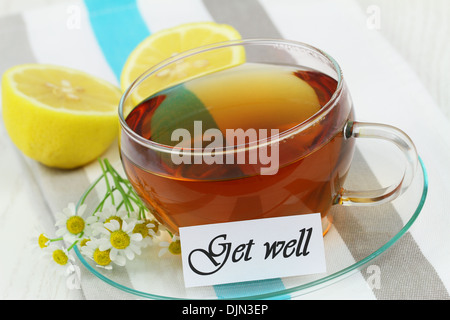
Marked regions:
[179,213,326,288]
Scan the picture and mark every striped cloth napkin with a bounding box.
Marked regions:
[1,0,450,300]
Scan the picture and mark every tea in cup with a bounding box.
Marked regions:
[119,40,418,235]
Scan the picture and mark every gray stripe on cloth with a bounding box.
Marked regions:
[202,0,449,299]
[0,13,137,299]
[201,0,295,63]
[202,0,283,39]
[0,14,36,75]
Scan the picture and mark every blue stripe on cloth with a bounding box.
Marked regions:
[201,0,291,300]
[214,278,290,300]
[83,0,150,82]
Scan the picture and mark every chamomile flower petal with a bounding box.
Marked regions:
[85,216,98,225]
[110,249,126,266]
[115,255,126,266]
[130,232,143,242]
[129,243,142,255]
[96,225,111,236]
[55,227,67,237]
[158,243,169,257]
[62,203,76,216]
[110,247,118,260]
[99,205,128,224]
[55,213,68,227]
[105,219,120,232]
[124,248,135,260]
[122,220,135,234]
[98,238,112,251]
[77,203,87,217]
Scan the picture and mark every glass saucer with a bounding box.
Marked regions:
[74,151,428,300]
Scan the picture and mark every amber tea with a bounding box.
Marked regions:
[121,62,355,233]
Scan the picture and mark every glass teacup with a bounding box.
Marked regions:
[119,39,418,235]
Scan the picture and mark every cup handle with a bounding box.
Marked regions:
[338,121,419,206]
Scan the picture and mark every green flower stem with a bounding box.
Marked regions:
[139,207,145,220]
[79,158,152,221]
[98,159,115,206]
[67,240,79,252]
[124,190,142,206]
[122,185,149,219]
[92,189,116,214]
[116,199,125,211]
[102,160,148,215]
[103,160,134,215]
[79,174,103,206]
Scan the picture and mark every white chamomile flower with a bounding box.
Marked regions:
[80,238,113,270]
[97,219,144,266]
[44,245,75,267]
[55,203,96,242]
[30,224,53,250]
[131,218,160,248]
[42,245,80,289]
[158,235,181,257]
[89,205,129,236]
[37,233,51,249]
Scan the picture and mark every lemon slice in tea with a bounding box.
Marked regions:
[2,64,121,169]
[120,22,244,102]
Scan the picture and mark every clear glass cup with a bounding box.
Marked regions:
[118,39,418,235]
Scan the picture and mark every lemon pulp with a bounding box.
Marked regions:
[2,64,121,169]
[120,22,244,102]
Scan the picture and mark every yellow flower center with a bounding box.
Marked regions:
[168,240,181,255]
[79,238,90,247]
[38,234,49,248]
[93,248,111,266]
[53,249,69,265]
[110,230,130,250]
[66,216,85,234]
[133,223,150,238]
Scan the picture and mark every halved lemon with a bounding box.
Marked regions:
[2,64,121,169]
[120,22,244,102]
